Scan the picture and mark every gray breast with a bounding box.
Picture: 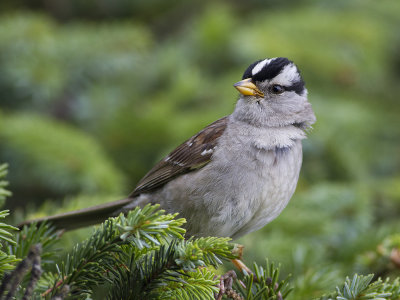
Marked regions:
[229,140,303,239]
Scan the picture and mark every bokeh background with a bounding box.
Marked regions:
[0,0,399,298]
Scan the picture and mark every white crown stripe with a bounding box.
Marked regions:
[271,64,301,86]
[251,59,271,76]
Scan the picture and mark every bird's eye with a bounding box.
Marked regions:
[270,84,285,94]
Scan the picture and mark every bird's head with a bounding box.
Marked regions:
[233,57,316,129]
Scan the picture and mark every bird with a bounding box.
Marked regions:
[20,57,316,241]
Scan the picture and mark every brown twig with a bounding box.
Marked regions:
[50,285,70,300]
[22,249,42,300]
[41,275,68,297]
[0,244,42,300]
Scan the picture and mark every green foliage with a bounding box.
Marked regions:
[0,210,19,275]
[0,210,17,247]
[175,237,236,270]
[107,243,181,300]
[0,165,19,275]
[107,243,220,300]
[336,274,390,300]
[0,113,125,203]
[0,164,11,208]
[0,253,19,276]
[318,274,400,300]
[24,205,232,298]
[232,260,293,300]
[155,268,219,300]
[9,222,59,264]
[0,202,292,299]
[0,199,398,300]
[357,234,400,280]
[117,204,186,249]
[54,221,122,296]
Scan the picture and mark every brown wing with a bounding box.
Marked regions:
[129,116,228,197]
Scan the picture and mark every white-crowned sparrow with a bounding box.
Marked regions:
[21,57,316,239]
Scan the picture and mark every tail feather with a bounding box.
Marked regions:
[18,198,133,231]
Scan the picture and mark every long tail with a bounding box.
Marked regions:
[18,198,133,231]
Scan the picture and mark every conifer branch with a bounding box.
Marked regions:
[0,164,12,205]
[318,274,400,300]
[45,204,189,298]
[22,246,42,300]
[175,237,237,270]
[0,244,42,300]
[107,242,223,300]
[232,260,293,300]
[156,268,219,300]
[10,222,60,263]
[117,204,186,248]
[0,165,20,276]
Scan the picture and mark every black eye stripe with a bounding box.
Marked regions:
[285,80,305,94]
[267,80,305,95]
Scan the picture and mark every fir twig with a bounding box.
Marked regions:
[0,164,12,205]
[107,242,180,299]
[175,237,237,271]
[11,222,60,264]
[0,210,19,275]
[117,204,186,249]
[108,236,237,300]
[318,273,400,300]
[46,204,188,298]
[0,210,18,246]
[232,260,292,300]
[0,244,42,300]
[50,285,69,300]
[22,247,42,300]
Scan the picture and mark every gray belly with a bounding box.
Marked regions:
[230,142,303,239]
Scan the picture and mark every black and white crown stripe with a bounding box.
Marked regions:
[242,57,305,95]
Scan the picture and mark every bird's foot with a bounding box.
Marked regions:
[231,258,253,276]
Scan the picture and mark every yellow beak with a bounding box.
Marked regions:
[234,78,264,98]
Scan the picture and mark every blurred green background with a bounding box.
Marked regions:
[0,0,399,298]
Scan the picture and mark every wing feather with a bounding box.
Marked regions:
[129,116,228,197]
